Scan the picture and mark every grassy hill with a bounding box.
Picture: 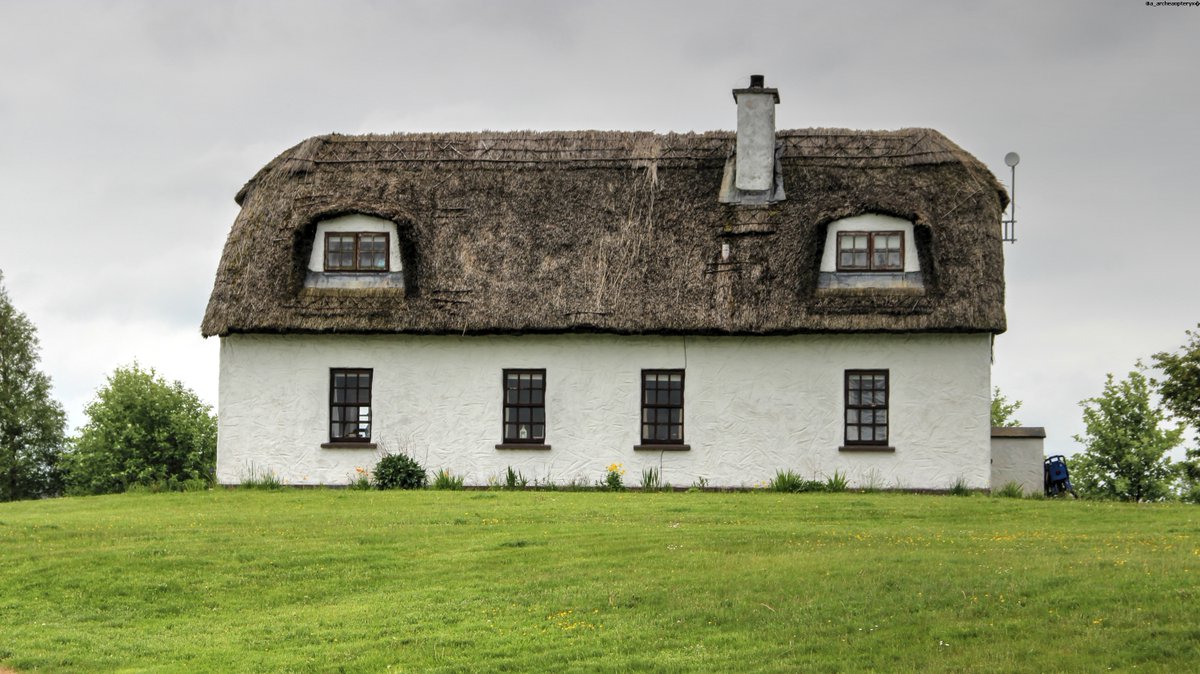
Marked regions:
[1,490,1197,672]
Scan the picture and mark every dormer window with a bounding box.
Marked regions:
[304,214,406,292]
[325,232,390,272]
[819,214,923,291]
[836,231,904,272]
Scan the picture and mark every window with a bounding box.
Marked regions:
[641,370,684,444]
[503,369,545,443]
[845,370,888,445]
[836,231,903,271]
[330,369,372,442]
[324,232,389,272]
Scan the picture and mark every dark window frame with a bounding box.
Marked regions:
[836,231,904,272]
[324,232,391,272]
[502,369,546,444]
[641,369,685,445]
[329,368,373,443]
[844,369,889,446]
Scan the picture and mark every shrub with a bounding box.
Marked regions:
[769,469,824,493]
[374,453,426,490]
[432,468,464,490]
[599,463,625,491]
[994,481,1024,498]
[63,364,216,496]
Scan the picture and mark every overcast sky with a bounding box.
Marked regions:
[1,0,1198,456]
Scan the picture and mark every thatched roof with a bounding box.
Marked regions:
[202,128,1007,337]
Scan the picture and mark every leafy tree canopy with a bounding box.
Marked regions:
[1152,324,1200,502]
[64,364,216,495]
[991,386,1023,428]
[0,271,67,501]
[1072,368,1182,502]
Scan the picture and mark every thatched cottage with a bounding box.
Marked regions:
[202,76,1008,489]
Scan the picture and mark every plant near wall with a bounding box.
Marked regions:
[503,466,528,490]
[432,468,464,490]
[640,466,663,491]
[769,469,824,493]
[948,476,973,496]
[824,470,849,493]
[348,467,373,490]
[599,463,625,491]
[994,481,1024,498]
[373,452,427,490]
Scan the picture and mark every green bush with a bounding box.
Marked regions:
[769,469,824,493]
[374,453,427,490]
[63,364,216,495]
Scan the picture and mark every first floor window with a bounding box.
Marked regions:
[836,231,904,271]
[642,370,684,443]
[503,369,545,443]
[325,232,389,271]
[330,368,372,441]
[845,369,888,445]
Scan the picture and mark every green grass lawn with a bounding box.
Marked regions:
[1,490,1197,673]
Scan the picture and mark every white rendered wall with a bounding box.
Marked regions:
[819,214,920,272]
[991,435,1045,495]
[216,333,992,489]
[306,214,403,272]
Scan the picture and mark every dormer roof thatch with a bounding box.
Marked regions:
[201,128,1007,337]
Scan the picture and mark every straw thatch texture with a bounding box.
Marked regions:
[202,129,1007,337]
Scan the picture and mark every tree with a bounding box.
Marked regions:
[991,386,1023,427]
[63,364,216,495]
[1152,325,1200,502]
[1071,368,1182,502]
[0,272,67,501]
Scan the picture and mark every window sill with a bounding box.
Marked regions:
[321,442,378,450]
[634,444,691,451]
[495,443,552,450]
[838,445,895,453]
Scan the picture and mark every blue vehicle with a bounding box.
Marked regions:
[1044,455,1077,497]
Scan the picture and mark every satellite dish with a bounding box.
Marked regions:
[1004,152,1020,167]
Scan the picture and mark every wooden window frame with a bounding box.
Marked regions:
[836,231,904,272]
[641,369,685,445]
[323,232,390,272]
[502,369,546,445]
[844,369,889,447]
[329,368,373,443]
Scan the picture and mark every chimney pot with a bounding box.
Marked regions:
[750,74,764,88]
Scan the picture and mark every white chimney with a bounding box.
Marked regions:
[732,74,780,192]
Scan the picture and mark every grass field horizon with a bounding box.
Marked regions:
[1,490,1197,672]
